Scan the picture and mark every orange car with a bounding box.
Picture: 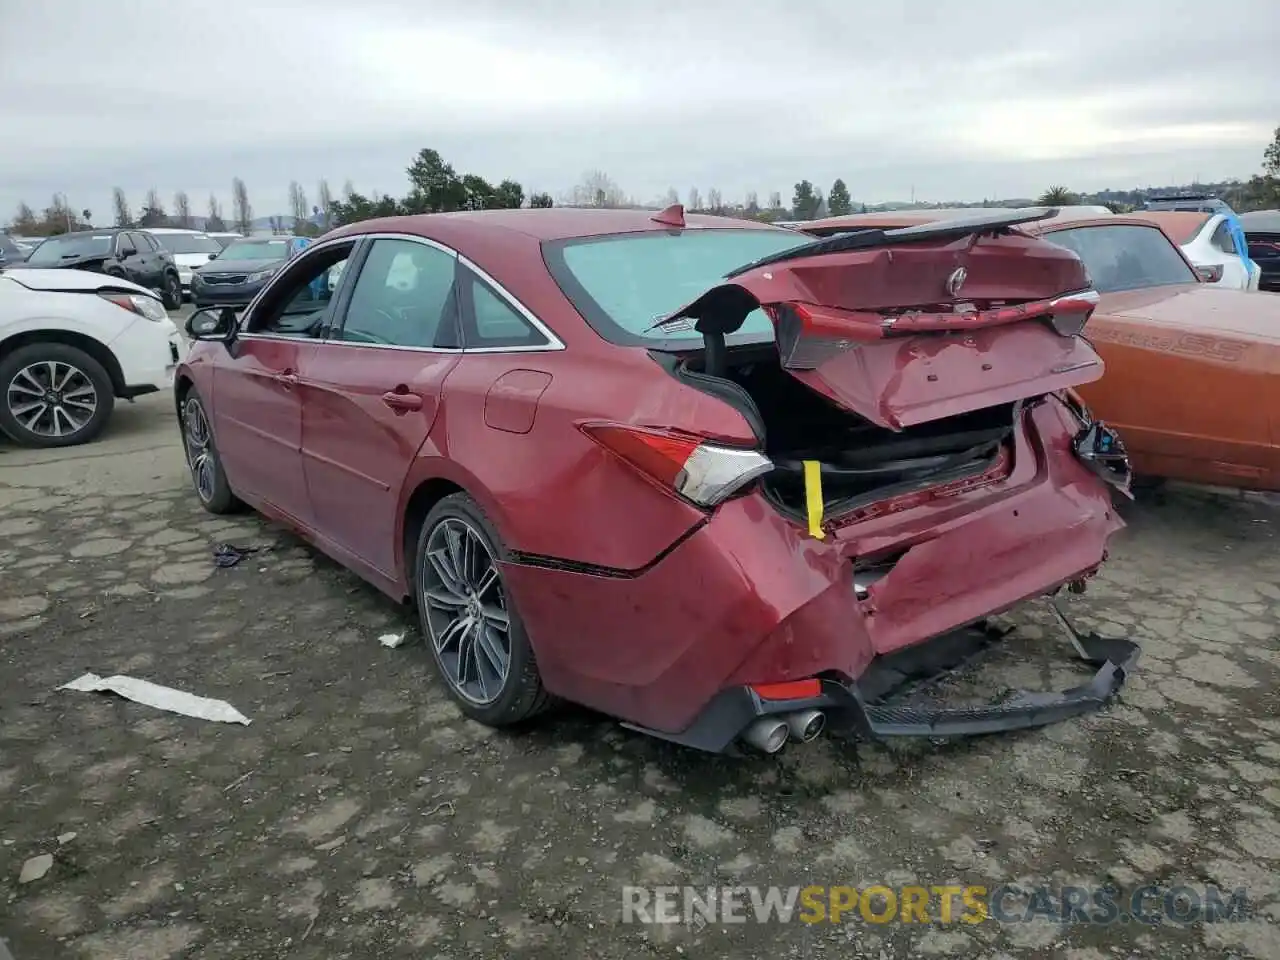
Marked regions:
[796,211,1280,492]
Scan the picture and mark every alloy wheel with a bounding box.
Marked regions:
[419,517,512,705]
[182,396,217,502]
[5,360,98,439]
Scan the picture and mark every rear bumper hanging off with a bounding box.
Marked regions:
[622,601,1141,754]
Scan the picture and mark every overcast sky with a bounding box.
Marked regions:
[2,0,1276,222]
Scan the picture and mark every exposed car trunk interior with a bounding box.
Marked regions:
[667,344,1017,518]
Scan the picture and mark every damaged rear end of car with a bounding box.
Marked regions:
[533,209,1138,754]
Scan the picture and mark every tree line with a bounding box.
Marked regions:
[8,127,1278,237]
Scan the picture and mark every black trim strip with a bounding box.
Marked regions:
[505,518,708,579]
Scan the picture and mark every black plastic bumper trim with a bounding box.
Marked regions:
[621,602,1140,753]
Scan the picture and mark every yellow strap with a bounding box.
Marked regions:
[803,460,825,540]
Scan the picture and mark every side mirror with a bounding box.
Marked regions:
[119,245,136,257]
[186,306,237,341]
[208,252,218,260]
[1195,264,1223,283]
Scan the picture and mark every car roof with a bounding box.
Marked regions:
[143,227,207,234]
[1241,209,1280,233]
[1122,211,1213,244]
[327,208,791,244]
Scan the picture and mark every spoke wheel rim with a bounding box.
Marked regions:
[182,397,217,502]
[420,517,512,706]
[6,360,97,438]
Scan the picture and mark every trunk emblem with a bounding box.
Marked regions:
[945,267,967,297]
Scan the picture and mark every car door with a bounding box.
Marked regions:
[112,233,143,283]
[298,235,462,578]
[212,239,357,526]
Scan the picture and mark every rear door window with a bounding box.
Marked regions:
[1210,221,1236,255]
[1044,225,1198,293]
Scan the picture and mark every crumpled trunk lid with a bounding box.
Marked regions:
[660,210,1106,430]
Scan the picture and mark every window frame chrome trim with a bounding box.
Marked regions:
[234,230,565,355]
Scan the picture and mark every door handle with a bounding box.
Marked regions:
[381,390,424,412]
[274,370,299,388]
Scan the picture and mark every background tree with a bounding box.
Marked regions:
[42,195,87,235]
[206,194,227,231]
[461,174,496,210]
[791,180,819,220]
[138,188,168,227]
[329,188,401,226]
[231,177,253,233]
[705,188,724,214]
[1263,125,1280,177]
[686,187,702,212]
[288,181,309,229]
[1039,186,1077,205]
[493,179,525,209]
[828,179,853,216]
[744,191,761,218]
[768,191,783,212]
[269,215,283,234]
[662,187,679,207]
[316,179,334,229]
[11,202,38,234]
[405,149,466,213]
[529,192,554,208]
[173,191,192,228]
[112,187,133,228]
[812,188,828,220]
[570,170,624,208]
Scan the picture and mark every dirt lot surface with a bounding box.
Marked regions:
[1,381,1278,959]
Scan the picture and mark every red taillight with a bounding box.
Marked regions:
[582,424,701,487]
[579,422,773,508]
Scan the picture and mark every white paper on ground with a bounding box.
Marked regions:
[60,673,252,725]
[379,632,407,648]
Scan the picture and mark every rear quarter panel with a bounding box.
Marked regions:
[400,345,760,574]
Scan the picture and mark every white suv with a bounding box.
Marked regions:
[0,268,185,447]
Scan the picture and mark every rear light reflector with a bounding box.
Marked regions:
[1194,264,1224,283]
[580,423,773,508]
[752,680,822,701]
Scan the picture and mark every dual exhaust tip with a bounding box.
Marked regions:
[740,710,826,754]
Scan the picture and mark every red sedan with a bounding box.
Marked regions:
[176,207,1135,754]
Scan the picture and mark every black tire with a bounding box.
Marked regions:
[178,388,242,514]
[161,272,182,311]
[0,342,115,448]
[413,493,552,726]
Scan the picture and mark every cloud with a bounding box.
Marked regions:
[1,0,1275,220]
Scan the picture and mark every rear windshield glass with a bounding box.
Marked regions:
[152,233,222,255]
[217,239,290,260]
[25,234,113,263]
[545,229,811,344]
[1043,225,1197,293]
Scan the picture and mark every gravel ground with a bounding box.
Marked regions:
[0,380,1277,959]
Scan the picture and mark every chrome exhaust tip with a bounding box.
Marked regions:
[740,717,789,754]
[785,709,826,743]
